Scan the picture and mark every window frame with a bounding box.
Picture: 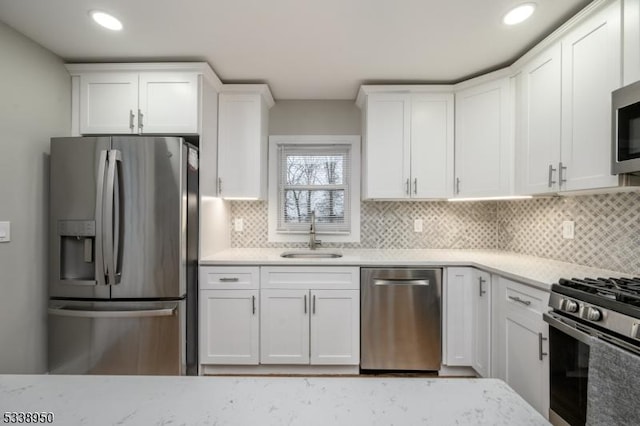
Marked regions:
[268,135,361,243]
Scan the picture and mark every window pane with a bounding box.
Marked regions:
[284,190,345,224]
[285,154,344,186]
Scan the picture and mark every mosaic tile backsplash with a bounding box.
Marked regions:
[229,191,640,274]
[497,192,640,275]
[230,200,498,249]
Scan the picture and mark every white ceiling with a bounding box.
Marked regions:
[0,0,591,100]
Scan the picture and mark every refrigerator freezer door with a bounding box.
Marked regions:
[49,137,111,299]
[48,300,185,375]
[110,137,186,299]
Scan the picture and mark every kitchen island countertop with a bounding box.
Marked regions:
[0,375,549,425]
[201,248,630,291]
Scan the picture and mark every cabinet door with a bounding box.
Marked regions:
[309,290,359,365]
[410,93,454,198]
[455,78,513,197]
[445,267,474,366]
[503,309,549,417]
[472,270,491,377]
[218,93,266,199]
[260,289,310,364]
[364,93,411,199]
[199,290,259,365]
[493,277,550,418]
[79,73,138,134]
[519,43,562,195]
[561,1,621,191]
[138,72,199,134]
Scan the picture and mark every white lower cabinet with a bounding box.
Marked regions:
[199,267,260,365]
[199,266,360,371]
[309,289,360,365]
[199,289,259,364]
[493,276,550,418]
[260,289,309,364]
[260,267,360,366]
[445,267,474,366]
[444,267,491,377]
[472,270,491,378]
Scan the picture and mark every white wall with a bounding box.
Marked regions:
[0,21,70,373]
[269,100,361,135]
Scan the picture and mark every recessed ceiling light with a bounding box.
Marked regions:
[90,10,123,31]
[503,3,536,26]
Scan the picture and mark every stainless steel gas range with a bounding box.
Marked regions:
[544,277,640,426]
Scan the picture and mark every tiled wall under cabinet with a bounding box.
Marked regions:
[228,191,640,275]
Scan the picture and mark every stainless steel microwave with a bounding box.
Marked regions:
[612,80,640,174]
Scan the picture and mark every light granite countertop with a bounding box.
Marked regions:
[0,375,549,426]
[201,248,631,291]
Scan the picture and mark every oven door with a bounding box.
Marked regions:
[544,312,591,426]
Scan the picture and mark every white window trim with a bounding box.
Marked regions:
[268,135,360,243]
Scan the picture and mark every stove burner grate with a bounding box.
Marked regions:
[558,277,640,307]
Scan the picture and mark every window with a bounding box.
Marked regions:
[268,136,360,243]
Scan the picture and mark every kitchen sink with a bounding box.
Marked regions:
[280,250,343,259]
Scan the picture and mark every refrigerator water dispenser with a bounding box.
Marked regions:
[58,220,95,281]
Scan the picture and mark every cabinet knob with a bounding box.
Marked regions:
[138,109,144,131]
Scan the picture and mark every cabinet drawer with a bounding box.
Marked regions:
[200,267,259,290]
[261,267,359,290]
[501,277,549,315]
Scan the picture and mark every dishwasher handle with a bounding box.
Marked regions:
[374,279,430,286]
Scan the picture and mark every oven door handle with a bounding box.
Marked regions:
[543,312,593,346]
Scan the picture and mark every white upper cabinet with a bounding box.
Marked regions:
[516,0,624,194]
[79,72,139,134]
[623,0,640,85]
[560,0,621,191]
[138,72,199,134]
[363,93,410,199]
[454,77,513,198]
[70,66,203,135]
[518,43,563,194]
[411,94,455,198]
[217,85,274,199]
[357,87,454,200]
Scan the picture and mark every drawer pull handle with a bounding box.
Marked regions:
[219,277,239,282]
[252,295,256,315]
[508,295,531,306]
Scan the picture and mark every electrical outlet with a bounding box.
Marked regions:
[234,218,244,232]
[562,220,574,239]
[414,219,423,233]
[0,221,10,242]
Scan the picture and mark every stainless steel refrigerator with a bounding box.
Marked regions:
[47,136,199,375]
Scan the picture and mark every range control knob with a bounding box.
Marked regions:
[580,306,602,322]
[560,299,579,313]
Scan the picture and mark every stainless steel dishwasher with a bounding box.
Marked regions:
[361,268,442,371]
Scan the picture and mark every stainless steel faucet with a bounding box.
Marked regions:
[309,210,321,250]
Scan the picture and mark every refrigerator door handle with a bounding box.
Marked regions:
[95,150,108,286]
[48,305,177,319]
[104,149,123,285]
